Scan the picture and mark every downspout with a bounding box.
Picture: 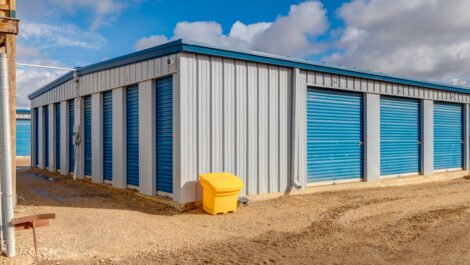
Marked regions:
[72,69,80,180]
[290,68,302,189]
[0,54,15,257]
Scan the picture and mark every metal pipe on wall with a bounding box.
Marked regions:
[0,53,15,257]
[72,71,81,180]
[290,68,302,189]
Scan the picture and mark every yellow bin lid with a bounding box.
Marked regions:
[200,172,244,192]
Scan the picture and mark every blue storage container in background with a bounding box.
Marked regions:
[16,109,31,157]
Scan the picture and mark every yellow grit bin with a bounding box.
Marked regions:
[199,173,244,215]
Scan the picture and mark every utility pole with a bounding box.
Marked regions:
[0,0,18,257]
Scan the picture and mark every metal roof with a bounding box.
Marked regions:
[16,109,31,114]
[28,39,470,100]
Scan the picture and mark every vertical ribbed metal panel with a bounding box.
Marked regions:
[69,100,75,173]
[380,96,421,175]
[16,120,31,156]
[156,76,173,193]
[103,90,113,181]
[178,54,293,199]
[34,108,38,165]
[306,88,363,182]
[84,96,92,176]
[127,85,139,186]
[30,54,177,108]
[55,103,61,170]
[44,105,49,168]
[434,102,463,169]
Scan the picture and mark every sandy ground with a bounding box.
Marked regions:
[15,157,30,167]
[2,166,470,264]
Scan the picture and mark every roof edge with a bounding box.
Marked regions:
[29,38,470,101]
[16,109,31,114]
[180,39,470,94]
[28,39,184,100]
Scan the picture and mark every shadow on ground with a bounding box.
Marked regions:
[16,167,183,216]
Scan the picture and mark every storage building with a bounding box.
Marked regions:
[28,40,470,204]
[16,109,31,157]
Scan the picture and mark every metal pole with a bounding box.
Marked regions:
[73,71,80,180]
[16,63,75,71]
[290,68,302,189]
[0,54,15,257]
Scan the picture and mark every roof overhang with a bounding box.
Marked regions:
[28,39,470,100]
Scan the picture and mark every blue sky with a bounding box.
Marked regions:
[15,0,470,108]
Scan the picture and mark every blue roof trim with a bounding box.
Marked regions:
[79,40,183,75]
[28,40,184,100]
[28,71,75,99]
[180,39,470,94]
[16,109,31,114]
[29,38,470,100]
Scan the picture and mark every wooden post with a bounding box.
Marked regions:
[6,33,14,198]
[0,0,18,202]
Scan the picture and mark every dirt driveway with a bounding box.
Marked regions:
[5,167,470,264]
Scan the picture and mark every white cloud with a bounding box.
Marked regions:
[16,69,67,109]
[251,1,328,56]
[20,21,106,49]
[326,0,470,84]
[16,45,70,109]
[134,35,169,51]
[17,0,132,30]
[229,21,272,43]
[133,1,328,57]
[49,0,125,30]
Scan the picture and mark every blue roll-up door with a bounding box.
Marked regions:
[156,76,173,193]
[127,85,139,186]
[84,96,92,176]
[69,100,75,173]
[16,120,31,156]
[44,105,49,168]
[55,103,61,170]
[103,91,113,181]
[380,97,421,176]
[34,108,38,166]
[434,102,463,170]
[307,88,364,182]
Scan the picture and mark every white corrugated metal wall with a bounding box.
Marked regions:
[31,54,178,108]
[175,53,293,203]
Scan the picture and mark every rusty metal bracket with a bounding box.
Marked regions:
[11,213,56,255]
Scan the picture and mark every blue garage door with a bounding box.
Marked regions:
[34,108,38,165]
[84,96,92,176]
[103,91,113,181]
[55,103,61,170]
[127,85,139,186]
[380,97,421,176]
[44,105,49,168]
[16,119,31,156]
[156,76,173,193]
[69,100,75,173]
[434,102,463,170]
[307,88,364,182]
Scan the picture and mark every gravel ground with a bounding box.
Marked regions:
[2,166,470,264]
